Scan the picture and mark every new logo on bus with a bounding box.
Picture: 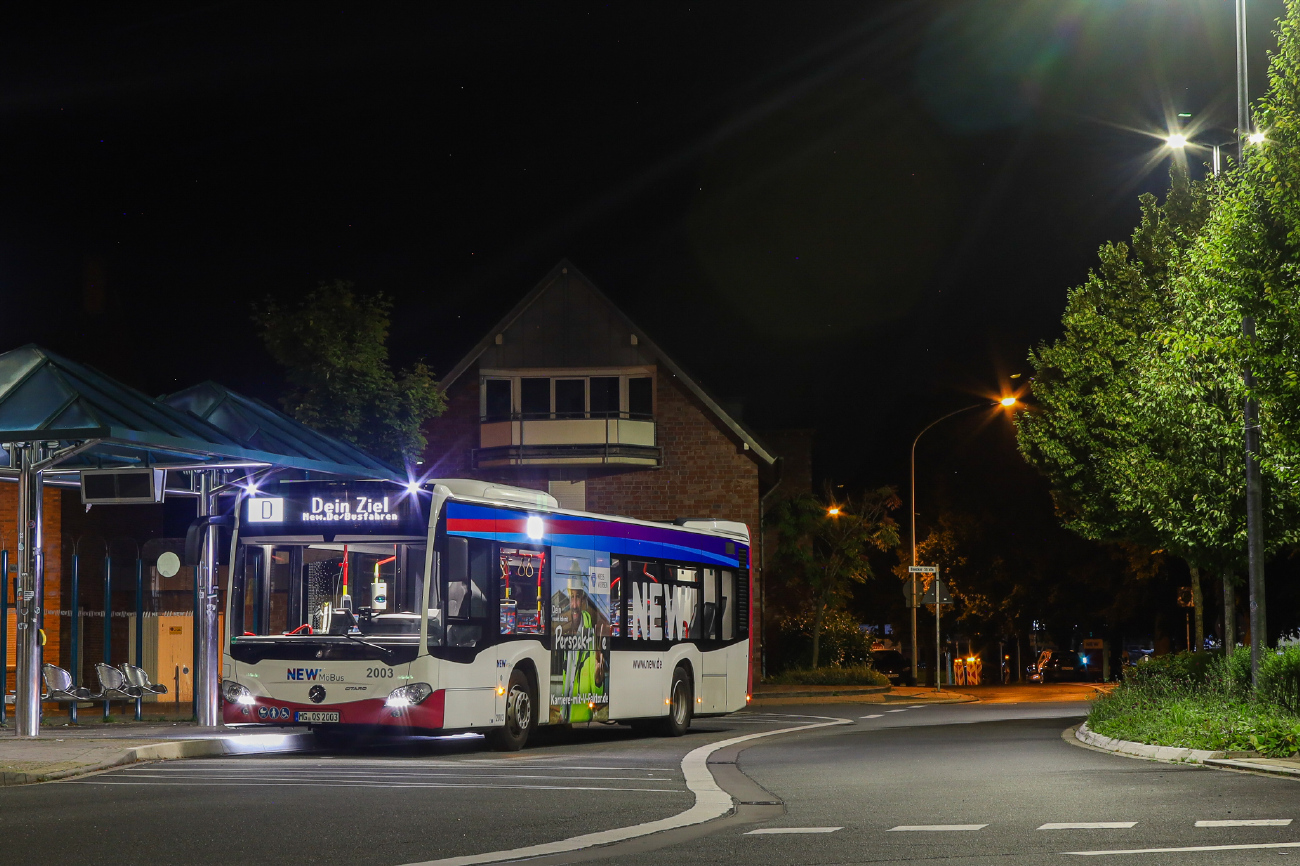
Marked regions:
[287,667,323,681]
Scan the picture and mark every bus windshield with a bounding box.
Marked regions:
[231,542,426,641]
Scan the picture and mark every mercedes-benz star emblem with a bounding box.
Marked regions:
[308,685,326,704]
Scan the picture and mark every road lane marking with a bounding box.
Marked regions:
[396,714,853,866]
[860,714,883,719]
[1065,841,1300,855]
[117,768,674,782]
[907,705,924,708]
[746,827,842,835]
[889,825,987,832]
[1039,823,1136,830]
[885,709,907,713]
[1195,819,1291,827]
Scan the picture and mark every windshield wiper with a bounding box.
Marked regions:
[337,631,392,655]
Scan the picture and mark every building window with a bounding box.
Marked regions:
[628,377,653,418]
[483,371,655,420]
[554,379,585,419]
[484,379,512,421]
[589,377,619,417]
[520,378,550,418]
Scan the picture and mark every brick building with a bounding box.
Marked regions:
[422,261,788,679]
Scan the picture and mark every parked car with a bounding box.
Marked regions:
[871,649,916,686]
[1028,648,1086,683]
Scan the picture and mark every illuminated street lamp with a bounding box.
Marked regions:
[908,395,1019,684]
[827,506,840,517]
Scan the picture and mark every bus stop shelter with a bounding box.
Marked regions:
[0,345,400,737]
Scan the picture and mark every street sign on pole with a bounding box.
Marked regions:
[921,578,952,605]
[909,565,938,574]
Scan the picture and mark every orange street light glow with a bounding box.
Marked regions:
[827,507,840,516]
[999,396,1017,407]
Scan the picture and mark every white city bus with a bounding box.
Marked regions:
[222,479,752,749]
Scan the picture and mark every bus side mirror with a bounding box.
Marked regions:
[184,515,234,566]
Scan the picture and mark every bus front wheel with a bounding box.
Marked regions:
[491,668,535,751]
[657,666,693,737]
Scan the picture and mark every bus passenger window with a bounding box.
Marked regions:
[500,547,547,635]
[627,560,662,640]
[702,568,718,640]
[610,559,623,638]
[720,570,735,640]
[447,536,470,619]
[666,567,699,641]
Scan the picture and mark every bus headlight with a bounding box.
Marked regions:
[222,680,256,705]
[386,683,433,707]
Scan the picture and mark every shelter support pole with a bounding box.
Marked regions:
[195,471,220,726]
[134,558,143,721]
[15,443,44,737]
[0,548,8,727]
[69,553,78,724]
[103,553,111,720]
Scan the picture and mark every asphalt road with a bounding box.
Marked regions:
[4,699,1300,865]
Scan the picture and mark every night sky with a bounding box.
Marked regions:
[0,2,1285,551]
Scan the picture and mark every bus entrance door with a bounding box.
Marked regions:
[700,568,727,712]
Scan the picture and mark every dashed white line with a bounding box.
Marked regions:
[1196,819,1292,827]
[860,714,883,719]
[1039,822,1136,830]
[889,824,987,832]
[1065,841,1300,856]
[885,709,907,713]
[746,827,842,835]
[906,705,925,708]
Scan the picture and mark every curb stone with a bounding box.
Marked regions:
[1075,722,1226,763]
[0,732,316,786]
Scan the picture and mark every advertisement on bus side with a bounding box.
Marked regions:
[549,547,610,723]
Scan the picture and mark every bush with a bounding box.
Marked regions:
[769,608,873,672]
[1259,645,1300,714]
[767,664,889,687]
[1088,647,1300,757]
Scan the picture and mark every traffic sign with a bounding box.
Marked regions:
[920,578,952,605]
[908,565,938,574]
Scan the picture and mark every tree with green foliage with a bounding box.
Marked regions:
[254,280,446,466]
[768,484,900,668]
[1018,167,1219,645]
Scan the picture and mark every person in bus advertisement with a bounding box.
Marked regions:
[549,548,610,724]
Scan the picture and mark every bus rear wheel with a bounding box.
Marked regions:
[657,666,693,737]
[491,668,535,751]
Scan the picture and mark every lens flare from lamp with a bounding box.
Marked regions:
[1000,397,1017,407]
[526,516,544,540]
[827,507,840,516]
[1249,132,1266,144]
[1166,134,1187,148]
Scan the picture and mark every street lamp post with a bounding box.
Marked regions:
[1164,0,1266,683]
[909,396,1017,685]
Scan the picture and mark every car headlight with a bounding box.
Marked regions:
[222,679,256,705]
[386,683,434,707]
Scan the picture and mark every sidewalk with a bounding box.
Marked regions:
[0,722,314,786]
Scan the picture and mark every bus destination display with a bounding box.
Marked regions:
[242,483,426,536]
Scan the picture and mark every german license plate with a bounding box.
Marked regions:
[296,711,340,723]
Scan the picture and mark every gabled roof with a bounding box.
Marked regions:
[441,259,776,465]
[162,381,399,478]
[0,345,399,480]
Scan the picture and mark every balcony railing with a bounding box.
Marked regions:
[473,412,660,468]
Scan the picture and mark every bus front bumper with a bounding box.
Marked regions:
[222,689,446,730]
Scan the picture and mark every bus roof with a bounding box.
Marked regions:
[431,478,750,544]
